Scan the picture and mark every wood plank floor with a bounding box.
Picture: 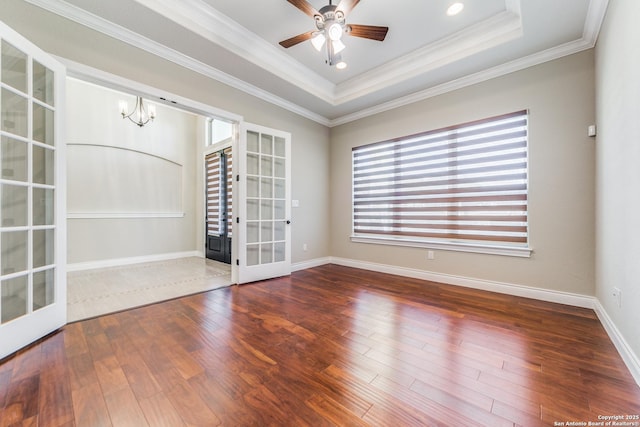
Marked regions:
[1,264,639,426]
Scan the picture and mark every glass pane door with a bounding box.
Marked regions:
[238,124,290,284]
[0,20,65,359]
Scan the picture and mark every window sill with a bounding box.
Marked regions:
[350,235,532,258]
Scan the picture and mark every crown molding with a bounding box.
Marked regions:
[335,1,523,104]
[24,0,331,126]
[29,0,524,107]
[330,0,608,127]
[330,37,595,127]
[583,0,610,46]
[135,0,525,107]
[132,0,335,103]
[24,0,609,128]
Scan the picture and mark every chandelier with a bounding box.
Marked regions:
[119,96,156,127]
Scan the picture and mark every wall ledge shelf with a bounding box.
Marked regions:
[67,212,185,219]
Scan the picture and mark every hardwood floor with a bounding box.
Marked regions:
[1,264,639,426]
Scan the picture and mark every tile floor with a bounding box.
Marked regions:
[67,257,232,322]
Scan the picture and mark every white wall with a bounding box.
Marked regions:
[66,79,199,264]
[595,0,640,366]
[331,50,596,296]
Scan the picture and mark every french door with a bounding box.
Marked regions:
[0,21,66,359]
[237,123,291,284]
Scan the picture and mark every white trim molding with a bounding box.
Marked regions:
[25,0,329,126]
[59,59,245,123]
[22,0,609,127]
[66,142,183,167]
[30,0,522,108]
[593,300,640,387]
[583,0,610,45]
[292,257,333,272]
[67,212,185,219]
[67,251,200,272]
[335,1,523,105]
[329,37,596,127]
[133,0,334,104]
[351,235,532,258]
[329,256,595,308]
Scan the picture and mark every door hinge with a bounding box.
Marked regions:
[236,217,239,224]
[236,174,240,182]
[236,259,239,266]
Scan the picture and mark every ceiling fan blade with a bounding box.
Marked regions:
[347,24,389,41]
[279,31,316,48]
[285,0,321,18]
[336,0,361,16]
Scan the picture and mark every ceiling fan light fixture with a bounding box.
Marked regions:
[447,2,464,16]
[327,22,343,41]
[329,52,345,68]
[281,0,389,69]
[311,32,326,51]
[332,39,346,54]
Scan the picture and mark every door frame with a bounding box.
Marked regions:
[57,58,243,284]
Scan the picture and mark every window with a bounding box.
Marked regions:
[205,147,232,239]
[206,117,233,147]
[352,110,530,257]
[204,117,234,264]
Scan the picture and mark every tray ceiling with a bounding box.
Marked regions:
[25,0,608,125]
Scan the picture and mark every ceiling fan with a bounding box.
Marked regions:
[279,0,389,68]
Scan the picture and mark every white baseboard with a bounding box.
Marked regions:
[329,257,596,308]
[292,257,332,272]
[593,300,640,386]
[66,251,201,272]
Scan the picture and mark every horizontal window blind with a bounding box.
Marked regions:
[225,147,233,237]
[205,147,233,238]
[352,110,528,246]
[206,152,222,237]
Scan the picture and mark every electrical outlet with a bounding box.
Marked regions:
[427,250,435,260]
[303,243,308,251]
[613,287,622,308]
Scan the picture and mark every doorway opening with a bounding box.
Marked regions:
[204,118,234,264]
[63,77,238,321]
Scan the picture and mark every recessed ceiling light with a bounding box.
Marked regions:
[336,61,347,70]
[447,2,464,16]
